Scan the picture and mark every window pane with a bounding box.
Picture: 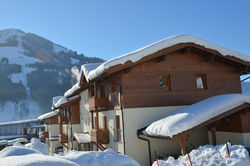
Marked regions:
[159,76,168,89]
[196,76,204,89]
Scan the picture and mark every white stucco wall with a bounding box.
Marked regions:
[208,131,250,146]
[45,124,61,153]
[79,89,91,132]
[123,106,187,166]
[98,110,124,153]
[48,124,59,137]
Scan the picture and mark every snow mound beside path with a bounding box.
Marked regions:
[25,138,49,155]
[153,144,250,166]
[59,149,140,166]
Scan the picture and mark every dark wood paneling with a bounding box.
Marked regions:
[71,101,80,124]
[121,51,241,108]
[44,115,58,124]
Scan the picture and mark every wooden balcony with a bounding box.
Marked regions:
[89,97,109,111]
[39,131,48,139]
[90,129,109,144]
[59,133,68,143]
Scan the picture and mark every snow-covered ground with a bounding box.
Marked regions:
[0,138,140,166]
[153,144,250,166]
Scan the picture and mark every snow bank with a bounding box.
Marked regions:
[59,149,140,166]
[152,144,250,166]
[25,138,49,155]
[0,146,41,158]
[0,146,139,166]
[85,35,250,81]
[146,94,250,137]
[0,154,78,166]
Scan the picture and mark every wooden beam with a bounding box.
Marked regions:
[91,111,94,129]
[96,111,99,130]
[179,135,189,155]
[209,125,217,146]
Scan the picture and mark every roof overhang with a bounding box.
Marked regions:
[139,94,250,140]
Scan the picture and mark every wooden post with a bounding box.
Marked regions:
[179,135,189,155]
[96,111,99,130]
[91,111,94,129]
[209,126,217,146]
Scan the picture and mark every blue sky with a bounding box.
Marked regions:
[1,0,250,61]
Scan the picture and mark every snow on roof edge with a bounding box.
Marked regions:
[86,35,250,81]
[145,93,250,138]
[0,119,40,126]
[64,63,101,97]
[37,110,59,120]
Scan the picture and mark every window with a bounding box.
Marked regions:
[159,75,171,90]
[196,74,207,89]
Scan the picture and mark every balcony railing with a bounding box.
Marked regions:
[90,129,109,144]
[89,97,109,111]
[59,133,68,143]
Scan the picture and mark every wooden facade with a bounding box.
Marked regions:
[121,51,241,108]
[89,48,242,109]
[80,44,250,152]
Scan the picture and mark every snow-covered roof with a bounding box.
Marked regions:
[73,132,91,143]
[145,94,250,138]
[0,135,27,140]
[37,110,59,120]
[83,35,250,82]
[0,119,40,126]
[64,63,101,97]
[52,95,80,109]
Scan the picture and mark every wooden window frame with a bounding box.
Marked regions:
[159,74,171,91]
[196,73,207,90]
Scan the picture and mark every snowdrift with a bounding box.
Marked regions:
[153,144,250,166]
[0,138,139,166]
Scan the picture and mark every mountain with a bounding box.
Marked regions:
[0,29,103,122]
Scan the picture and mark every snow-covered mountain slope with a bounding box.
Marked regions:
[0,29,103,122]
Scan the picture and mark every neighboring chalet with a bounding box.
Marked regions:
[38,110,61,153]
[49,35,250,165]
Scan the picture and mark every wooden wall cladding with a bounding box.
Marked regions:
[44,115,58,124]
[216,107,250,133]
[71,101,80,124]
[121,51,242,108]
[240,108,250,132]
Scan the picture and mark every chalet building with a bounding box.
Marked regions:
[61,35,250,166]
[38,110,61,153]
[51,95,82,153]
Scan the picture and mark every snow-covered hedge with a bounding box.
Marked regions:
[153,144,250,166]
